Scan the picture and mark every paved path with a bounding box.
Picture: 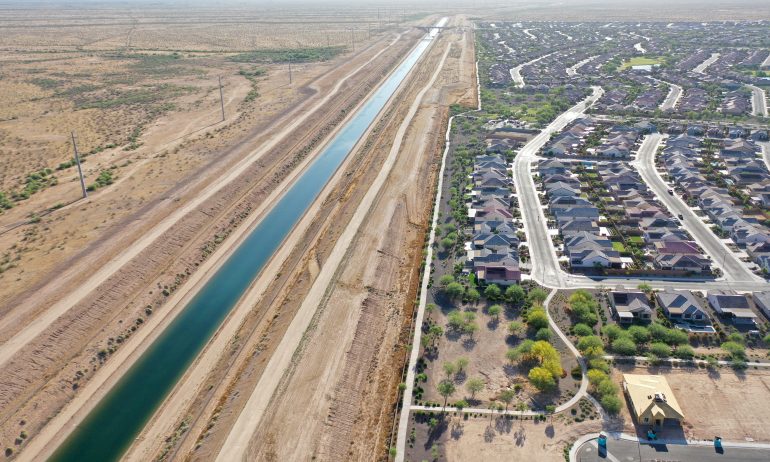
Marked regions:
[603,354,770,367]
[394,47,479,462]
[747,84,768,117]
[631,134,761,282]
[693,52,720,74]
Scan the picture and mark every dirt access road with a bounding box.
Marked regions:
[6,30,423,460]
[114,15,476,462]
[220,17,476,462]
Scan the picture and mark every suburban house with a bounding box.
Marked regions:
[609,290,652,323]
[656,289,710,325]
[565,232,622,268]
[465,153,521,285]
[752,292,770,320]
[707,291,757,326]
[623,374,685,428]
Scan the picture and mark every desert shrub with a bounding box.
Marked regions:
[573,323,593,337]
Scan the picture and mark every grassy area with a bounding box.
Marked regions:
[627,236,644,244]
[619,56,662,70]
[229,46,346,64]
[612,242,626,252]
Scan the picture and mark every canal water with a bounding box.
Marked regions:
[50,19,446,462]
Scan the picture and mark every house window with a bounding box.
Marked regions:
[683,313,691,319]
[644,417,649,423]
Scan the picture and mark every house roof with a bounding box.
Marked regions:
[624,374,684,422]
[656,289,704,317]
[610,291,651,314]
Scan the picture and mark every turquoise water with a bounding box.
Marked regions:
[49,29,439,462]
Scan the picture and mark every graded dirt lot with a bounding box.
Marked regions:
[612,365,770,442]
[0,5,435,458]
[437,413,601,462]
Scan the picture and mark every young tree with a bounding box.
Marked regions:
[456,357,469,372]
[508,321,524,337]
[466,287,481,304]
[445,282,465,300]
[447,310,464,331]
[466,377,485,399]
[498,389,516,411]
[438,274,454,287]
[487,304,502,320]
[437,379,456,408]
[529,366,556,391]
[484,284,502,300]
[506,285,526,305]
[428,324,444,347]
[527,287,549,305]
[526,307,549,329]
[443,361,457,378]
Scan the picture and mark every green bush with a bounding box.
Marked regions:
[674,345,695,359]
[535,327,551,341]
[721,341,745,359]
[573,323,593,337]
[611,337,637,356]
[600,394,622,414]
[527,307,550,329]
[650,342,672,357]
[627,325,650,343]
[602,324,624,341]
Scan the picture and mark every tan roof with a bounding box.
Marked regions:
[623,374,684,421]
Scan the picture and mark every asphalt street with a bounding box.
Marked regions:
[512,91,769,292]
[576,437,770,462]
[631,133,762,283]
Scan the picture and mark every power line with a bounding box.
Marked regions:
[70,132,88,199]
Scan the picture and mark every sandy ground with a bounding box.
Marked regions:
[440,414,601,462]
[234,39,453,462]
[117,16,477,462]
[612,365,770,443]
[4,29,417,461]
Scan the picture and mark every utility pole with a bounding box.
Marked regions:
[288,58,292,85]
[70,132,88,199]
[218,76,225,122]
